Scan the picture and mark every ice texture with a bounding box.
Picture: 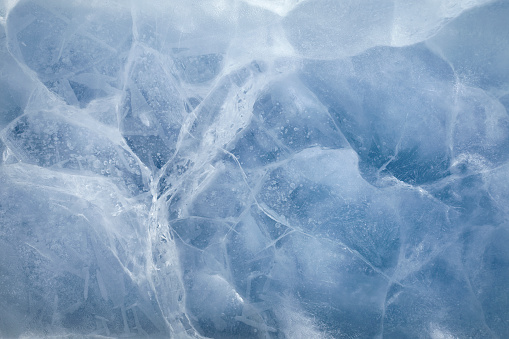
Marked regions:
[1,0,508,338]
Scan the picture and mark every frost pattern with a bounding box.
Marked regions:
[1,0,509,338]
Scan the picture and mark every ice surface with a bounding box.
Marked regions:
[282,0,492,59]
[1,0,508,338]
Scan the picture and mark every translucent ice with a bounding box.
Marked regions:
[1,0,508,338]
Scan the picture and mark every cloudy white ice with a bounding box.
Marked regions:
[1,0,509,338]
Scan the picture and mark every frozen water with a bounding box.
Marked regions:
[1,0,508,338]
